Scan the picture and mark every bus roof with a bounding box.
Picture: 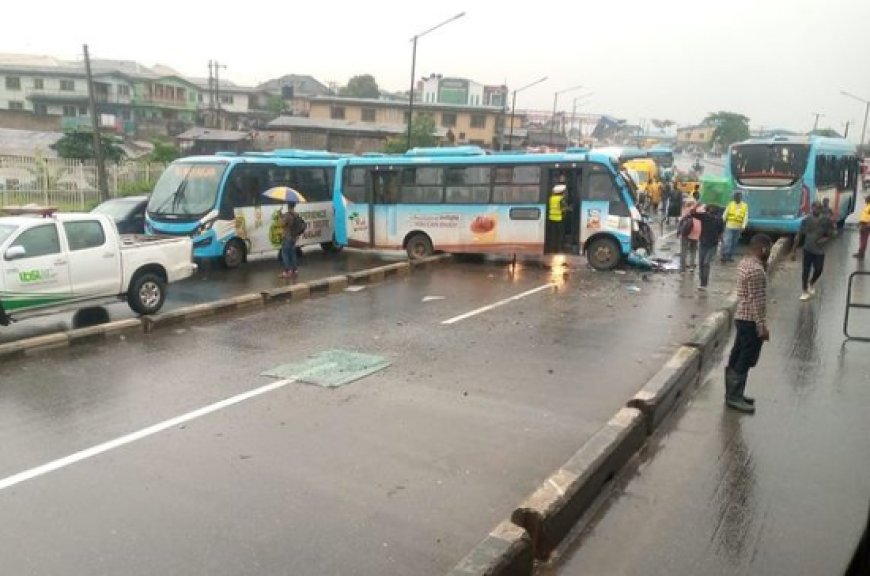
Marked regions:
[344,150,618,169]
[734,135,857,153]
[592,146,648,162]
[172,153,344,167]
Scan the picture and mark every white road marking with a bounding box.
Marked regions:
[0,378,296,492]
[441,283,557,325]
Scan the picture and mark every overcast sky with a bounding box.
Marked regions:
[3,0,869,140]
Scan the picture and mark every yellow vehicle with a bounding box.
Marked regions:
[623,158,659,193]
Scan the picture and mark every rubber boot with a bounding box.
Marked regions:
[735,370,755,405]
[724,367,739,401]
[726,372,756,414]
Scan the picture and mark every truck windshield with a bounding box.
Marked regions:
[0,224,16,246]
[730,144,809,187]
[147,163,227,218]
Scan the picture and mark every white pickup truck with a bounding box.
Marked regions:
[0,211,196,325]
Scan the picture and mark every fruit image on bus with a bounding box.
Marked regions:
[339,146,652,270]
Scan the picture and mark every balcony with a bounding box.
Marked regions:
[25,89,133,105]
[136,95,196,111]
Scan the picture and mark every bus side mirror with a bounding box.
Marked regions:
[5,245,26,261]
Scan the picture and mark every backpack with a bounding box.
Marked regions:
[290,213,307,238]
[678,214,694,238]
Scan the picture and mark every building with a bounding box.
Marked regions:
[0,54,201,137]
[176,127,253,156]
[191,78,273,130]
[418,74,507,108]
[257,74,331,116]
[307,96,503,148]
[676,124,714,147]
[261,116,448,154]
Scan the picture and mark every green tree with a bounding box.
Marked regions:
[703,111,750,151]
[51,130,125,162]
[149,140,180,163]
[339,74,380,99]
[383,114,438,153]
[267,95,285,115]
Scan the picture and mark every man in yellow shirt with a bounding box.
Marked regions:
[722,191,749,263]
[648,177,663,215]
[547,184,568,253]
[855,193,870,259]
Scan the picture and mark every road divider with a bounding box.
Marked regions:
[0,255,451,362]
[628,346,701,434]
[446,521,533,576]
[683,309,730,373]
[510,407,646,560]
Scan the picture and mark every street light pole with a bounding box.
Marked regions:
[406,12,466,150]
[549,83,584,148]
[506,75,547,151]
[841,90,870,155]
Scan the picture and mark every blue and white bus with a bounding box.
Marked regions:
[339,147,651,270]
[647,147,675,180]
[727,136,860,233]
[145,150,348,267]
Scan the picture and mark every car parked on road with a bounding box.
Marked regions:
[0,208,196,325]
[91,195,148,234]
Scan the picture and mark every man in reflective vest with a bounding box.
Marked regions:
[547,184,568,253]
[721,191,749,263]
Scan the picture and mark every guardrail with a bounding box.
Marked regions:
[844,271,870,341]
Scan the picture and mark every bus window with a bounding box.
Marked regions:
[295,168,331,202]
[373,171,400,204]
[344,168,367,203]
[585,166,630,216]
[492,165,541,204]
[445,166,490,204]
[400,167,443,204]
[731,143,809,187]
[224,164,270,216]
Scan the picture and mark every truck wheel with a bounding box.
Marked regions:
[222,239,246,269]
[586,237,622,271]
[406,234,433,260]
[128,273,166,315]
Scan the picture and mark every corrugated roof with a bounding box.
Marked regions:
[0,127,63,157]
[176,128,252,142]
[310,95,503,113]
[266,115,448,138]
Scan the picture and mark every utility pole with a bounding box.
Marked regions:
[84,44,109,202]
[213,61,227,129]
[812,112,824,132]
[843,121,850,138]
[208,60,215,127]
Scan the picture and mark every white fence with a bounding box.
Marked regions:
[0,156,166,210]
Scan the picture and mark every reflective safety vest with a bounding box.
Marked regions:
[549,194,564,222]
[725,201,748,228]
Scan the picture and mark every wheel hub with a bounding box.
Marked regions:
[139,282,161,308]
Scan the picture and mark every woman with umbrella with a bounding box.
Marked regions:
[263,186,307,279]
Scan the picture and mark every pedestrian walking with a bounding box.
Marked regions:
[547,184,568,253]
[792,201,834,301]
[820,197,835,225]
[725,233,773,414]
[678,195,701,272]
[721,191,749,263]
[691,203,724,290]
[279,202,306,278]
[854,193,870,259]
[648,177,663,216]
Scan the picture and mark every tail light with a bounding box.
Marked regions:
[799,184,810,216]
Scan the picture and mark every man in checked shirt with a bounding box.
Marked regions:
[724,234,773,414]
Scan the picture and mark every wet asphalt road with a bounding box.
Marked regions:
[547,229,870,575]
[0,248,398,344]
[0,247,740,575]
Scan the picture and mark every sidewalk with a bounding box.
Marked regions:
[547,228,870,575]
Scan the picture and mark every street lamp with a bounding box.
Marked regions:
[406,12,466,150]
[841,90,870,155]
[506,76,547,151]
[550,84,584,147]
[570,92,593,146]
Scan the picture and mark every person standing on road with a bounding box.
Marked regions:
[721,191,749,263]
[691,203,724,290]
[679,194,701,272]
[725,233,773,414]
[648,177,663,216]
[279,202,304,279]
[793,202,834,301]
[854,193,870,260]
[547,184,568,253]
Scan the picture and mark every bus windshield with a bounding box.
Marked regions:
[147,162,228,218]
[649,152,674,168]
[730,144,809,187]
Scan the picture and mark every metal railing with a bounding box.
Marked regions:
[844,271,870,341]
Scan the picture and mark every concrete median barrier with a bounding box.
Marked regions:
[446,521,534,576]
[306,275,350,295]
[410,253,452,269]
[347,262,411,284]
[510,407,646,560]
[628,346,701,434]
[66,319,143,344]
[262,283,311,303]
[767,236,791,275]
[0,331,70,360]
[683,309,730,373]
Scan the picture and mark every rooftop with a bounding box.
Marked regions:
[176,127,252,142]
[310,95,504,113]
[267,115,449,137]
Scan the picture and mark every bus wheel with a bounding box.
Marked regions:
[321,240,344,253]
[222,239,246,269]
[406,234,433,260]
[586,237,622,271]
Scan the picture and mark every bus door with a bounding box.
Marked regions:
[547,167,581,254]
[371,170,399,248]
[578,164,632,251]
